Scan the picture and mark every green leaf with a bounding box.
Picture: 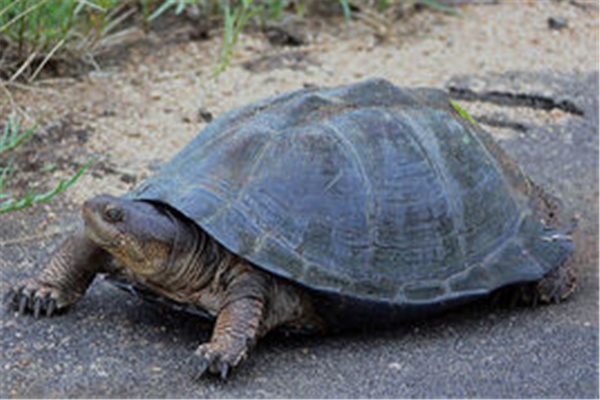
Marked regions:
[450,99,480,127]
[0,116,36,155]
[175,2,186,15]
[339,0,352,22]
[148,0,176,22]
[414,0,459,15]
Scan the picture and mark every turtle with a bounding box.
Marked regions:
[8,78,577,379]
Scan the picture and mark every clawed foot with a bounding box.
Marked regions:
[537,262,577,303]
[6,280,70,318]
[191,341,248,380]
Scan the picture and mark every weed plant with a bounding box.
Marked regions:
[0,115,92,214]
[1,0,455,81]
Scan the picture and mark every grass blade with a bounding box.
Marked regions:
[148,0,176,22]
[0,158,94,214]
[450,99,479,126]
[0,0,24,20]
[0,117,36,155]
[28,37,67,82]
[0,0,50,33]
[414,0,458,15]
[339,0,352,22]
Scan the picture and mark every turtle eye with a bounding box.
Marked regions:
[104,204,124,222]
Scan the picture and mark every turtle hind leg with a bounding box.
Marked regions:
[534,261,577,304]
[489,262,577,308]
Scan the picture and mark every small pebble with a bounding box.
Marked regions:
[548,17,568,30]
[120,174,136,184]
[150,366,162,373]
[264,26,306,47]
[101,109,116,117]
[198,108,214,123]
[388,362,402,370]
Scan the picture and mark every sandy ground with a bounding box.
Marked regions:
[1,1,597,201]
[0,0,598,398]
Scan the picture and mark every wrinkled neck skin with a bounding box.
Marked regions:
[118,215,232,307]
[81,196,233,313]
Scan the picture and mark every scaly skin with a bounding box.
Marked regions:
[9,232,110,317]
[8,195,323,379]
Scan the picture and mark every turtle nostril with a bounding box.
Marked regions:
[104,204,124,222]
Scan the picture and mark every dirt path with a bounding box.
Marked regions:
[1,1,597,201]
[1,1,598,398]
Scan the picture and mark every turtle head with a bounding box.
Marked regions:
[82,195,180,276]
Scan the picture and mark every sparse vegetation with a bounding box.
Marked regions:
[0,0,134,81]
[0,115,92,214]
[0,0,456,81]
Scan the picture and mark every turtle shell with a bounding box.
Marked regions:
[127,79,574,312]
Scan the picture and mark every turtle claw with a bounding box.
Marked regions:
[193,359,211,381]
[18,294,29,315]
[192,342,245,380]
[34,297,43,319]
[8,280,67,318]
[219,362,230,380]
[46,298,56,317]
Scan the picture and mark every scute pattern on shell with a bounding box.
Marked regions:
[128,79,574,305]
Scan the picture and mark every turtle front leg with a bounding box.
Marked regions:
[192,265,269,379]
[8,229,110,318]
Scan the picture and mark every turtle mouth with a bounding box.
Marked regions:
[84,224,121,249]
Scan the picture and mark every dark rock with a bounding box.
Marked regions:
[241,51,313,73]
[120,173,136,184]
[264,26,306,47]
[548,16,568,30]
[197,108,213,123]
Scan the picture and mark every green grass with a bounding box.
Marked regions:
[0,0,132,81]
[0,115,93,214]
[0,0,457,81]
[414,0,457,14]
[450,99,480,127]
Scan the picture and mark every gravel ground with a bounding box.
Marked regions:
[1,1,598,398]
